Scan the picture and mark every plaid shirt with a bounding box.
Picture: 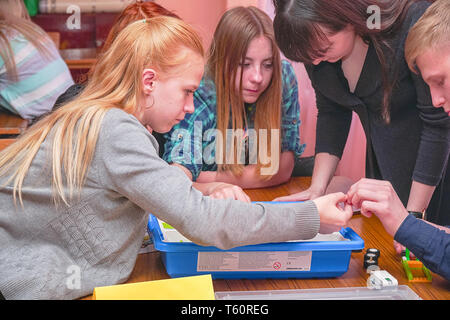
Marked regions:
[163,60,305,181]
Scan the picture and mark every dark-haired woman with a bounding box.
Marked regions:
[272,0,450,236]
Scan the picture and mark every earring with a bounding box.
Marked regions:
[146,95,154,109]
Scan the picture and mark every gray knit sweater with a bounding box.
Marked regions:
[0,108,319,300]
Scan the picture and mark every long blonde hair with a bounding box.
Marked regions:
[0,16,204,206]
[207,6,282,178]
[0,0,53,81]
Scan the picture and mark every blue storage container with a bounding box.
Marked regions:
[147,214,364,279]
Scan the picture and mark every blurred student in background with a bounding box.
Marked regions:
[51,0,180,114]
[44,0,181,154]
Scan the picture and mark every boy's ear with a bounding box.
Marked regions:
[142,68,157,93]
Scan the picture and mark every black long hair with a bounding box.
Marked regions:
[272,0,428,123]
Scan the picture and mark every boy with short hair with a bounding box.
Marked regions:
[405,0,450,115]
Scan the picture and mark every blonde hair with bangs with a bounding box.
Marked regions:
[208,6,282,178]
[0,16,204,206]
[405,0,450,74]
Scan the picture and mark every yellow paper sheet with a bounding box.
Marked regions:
[92,274,215,300]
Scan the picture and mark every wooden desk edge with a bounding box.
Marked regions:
[0,114,29,135]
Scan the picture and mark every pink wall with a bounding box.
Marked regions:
[157,0,227,49]
[226,0,259,8]
[157,0,263,48]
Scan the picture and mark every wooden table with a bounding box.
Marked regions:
[0,111,28,135]
[0,111,29,151]
[84,177,450,300]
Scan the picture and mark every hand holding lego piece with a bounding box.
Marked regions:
[312,192,353,234]
[346,179,409,237]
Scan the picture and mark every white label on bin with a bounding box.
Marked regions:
[196,251,312,272]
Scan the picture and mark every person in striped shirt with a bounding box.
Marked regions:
[0,0,73,120]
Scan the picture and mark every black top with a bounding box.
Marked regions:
[306,1,450,224]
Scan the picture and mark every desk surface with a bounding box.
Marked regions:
[84,177,449,300]
[0,111,28,135]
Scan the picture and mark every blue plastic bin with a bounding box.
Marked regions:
[147,214,364,279]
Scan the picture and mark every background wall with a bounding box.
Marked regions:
[157,0,260,49]
[157,0,227,49]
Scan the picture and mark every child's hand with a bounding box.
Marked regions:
[205,182,251,203]
[312,192,353,234]
[346,179,408,237]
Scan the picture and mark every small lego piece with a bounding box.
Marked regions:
[364,254,378,269]
[366,264,380,274]
[367,270,398,290]
[401,248,432,282]
[366,248,380,258]
[363,248,379,270]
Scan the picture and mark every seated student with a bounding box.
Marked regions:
[348,0,450,280]
[164,6,351,199]
[0,0,73,120]
[163,7,301,187]
[0,16,353,300]
[163,6,303,191]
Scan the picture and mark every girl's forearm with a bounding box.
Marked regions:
[309,152,340,194]
[407,180,436,214]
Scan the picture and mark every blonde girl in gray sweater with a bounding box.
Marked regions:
[0,17,352,299]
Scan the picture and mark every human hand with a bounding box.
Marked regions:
[205,182,251,203]
[273,186,324,202]
[346,179,408,238]
[312,192,353,234]
[393,241,407,256]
